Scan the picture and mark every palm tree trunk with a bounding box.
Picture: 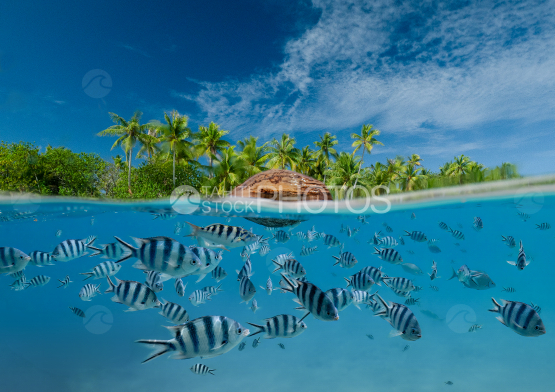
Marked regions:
[352,148,365,194]
[173,149,176,187]
[127,147,132,191]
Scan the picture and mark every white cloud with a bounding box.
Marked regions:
[176,0,555,150]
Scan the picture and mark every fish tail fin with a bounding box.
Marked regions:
[373,294,389,317]
[183,221,200,238]
[79,272,94,281]
[343,277,351,287]
[82,236,97,247]
[271,260,282,274]
[447,267,457,280]
[403,230,410,236]
[373,247,380,255]
[280,273,295,292]
[246,322,265,337]
[113,237,136,262]
[56,281,65,288]
[105,276,115,293]
[488,297,501,313]
[135,340,174,363]
[87,245,102,257]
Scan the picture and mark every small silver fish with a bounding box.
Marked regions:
[250,299,260,313]
[175,278,187,297]
[260,276,276,295]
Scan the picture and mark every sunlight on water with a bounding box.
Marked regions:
[1,180,554,392]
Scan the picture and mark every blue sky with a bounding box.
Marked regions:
[1,0,554,175]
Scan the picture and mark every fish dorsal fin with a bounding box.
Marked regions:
[145,236,175,242]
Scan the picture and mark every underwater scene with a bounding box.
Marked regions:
[1,189,554,392]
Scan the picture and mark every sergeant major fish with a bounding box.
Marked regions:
[247,314,307,339]
[80,261,121,280]
[144,270,164,292]
[106,277,162,311]
[300,245,318,256]
[29,251,55,267]
[489,298,546,337]
[190,363,215,376]
[175,278,187,297]
[383,277,415,292]
[332,251,358,269]
[323,234,341,248]
[373,247,403,264]
[211,266,228,282]
[344,272,375,291]
[325,288,354,311]
[188,246,223,282]
[185,222,257,249]
[79,283,101,301]
[404,231,427,242]
[159,300,190,324]
[501,235,516,248]
[239,276,256,304]
[57,275,72,288]
[250,299,260,313]
[280,274,339,322]
[507,241,529,271]
[189,289,212,307]
[260,276,276,295]
[88,242,131,260]
[271,230,290,244]
[272,258,306,279]
[25,275,50,288]
[0,247,31,275]
[136,316,250,362]
[374,294,422,341]
[51,237,96,262]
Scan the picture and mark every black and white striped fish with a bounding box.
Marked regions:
[273,252,294,265]
[80,261,121,281]
[79,283,102,301]
[211,266,227,282]
[367,232,381,245]
[260,276,276,295]
[518,212,530,221]
[404,298,420,306]
[69,306,86,318]
[530,302,542,315]
[391,288,412,298]
[352,290,376,309]
[325,288,354,311]
[51,237,96,262]
[536,223,551,230]
[25,275,50,288]
[307,229,320,242]
[473,217,483,231]
[87,242,131,260]
[332,251,358,269]
[0,247,31,275]
[379,236,398,247]
[10,270,25,280]
[202,284,223,296]
[383,277,415,292]
[248,314,308,339]
[280,273,339,322]
[272,258,306,278]
[152,213,177,220]
[295,231,308,241]
[136,316,250,362]
[374,294,422,341]
[258,245,271,257]
[507,241,529,271]
[144,270,164,292]
[278,343,285,349]
[250,299,260,313]
[489,298,546,337]
[429,260,440,280]
[438,222,449,230]
[448,228,465,240]
[373,247,403,264]
[244,240,263,255]
[344,271,375,291]
[238,342,246,351]
[402,345,410,352]
[189,289,212,307]
[300,245,318,256]
[323,234,341,248]
[57,275,72,288]
[105,277,162,311]
[189,246,223,282]
[398,236,405,245]
[502,287,516,293]
[10,278,27,291]
[357,215,369,224]
[237,257,254,281]
[239,276,256,304]
[385,225,393,233]
[271,230,290,243]
[501,235,516,248]
[190,363,215,375]
[404,230,427,242]
[359,266,385,285]
[29,251,55,267]
[185,222,257,249]
[175,278,187,297]
[468,324,482,332]
[115,236,203,278]
[413,286,423,292]
[429,285,439,291]
[159,300,190,324]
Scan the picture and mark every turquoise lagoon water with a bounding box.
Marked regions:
[1,182,554,392]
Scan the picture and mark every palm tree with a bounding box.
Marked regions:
[195,122,230,174]
[203,146,246,195]
[366,162,391,195]
[314,133,338,181]
[397,163,427,191]
[351,124,383,189]
[448,154,472,184]
[297,146,318,175]
[157,111,194,187]
[265,134,300,170]
[237,136,269,177]
[407,153,422,166]
[386,156,405,188]
[98,111,152,192]
[325,152,362,199]
[136,128,160,161]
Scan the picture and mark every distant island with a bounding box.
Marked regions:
[0,110,519,200]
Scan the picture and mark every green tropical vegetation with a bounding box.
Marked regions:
[0,112,522,200]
